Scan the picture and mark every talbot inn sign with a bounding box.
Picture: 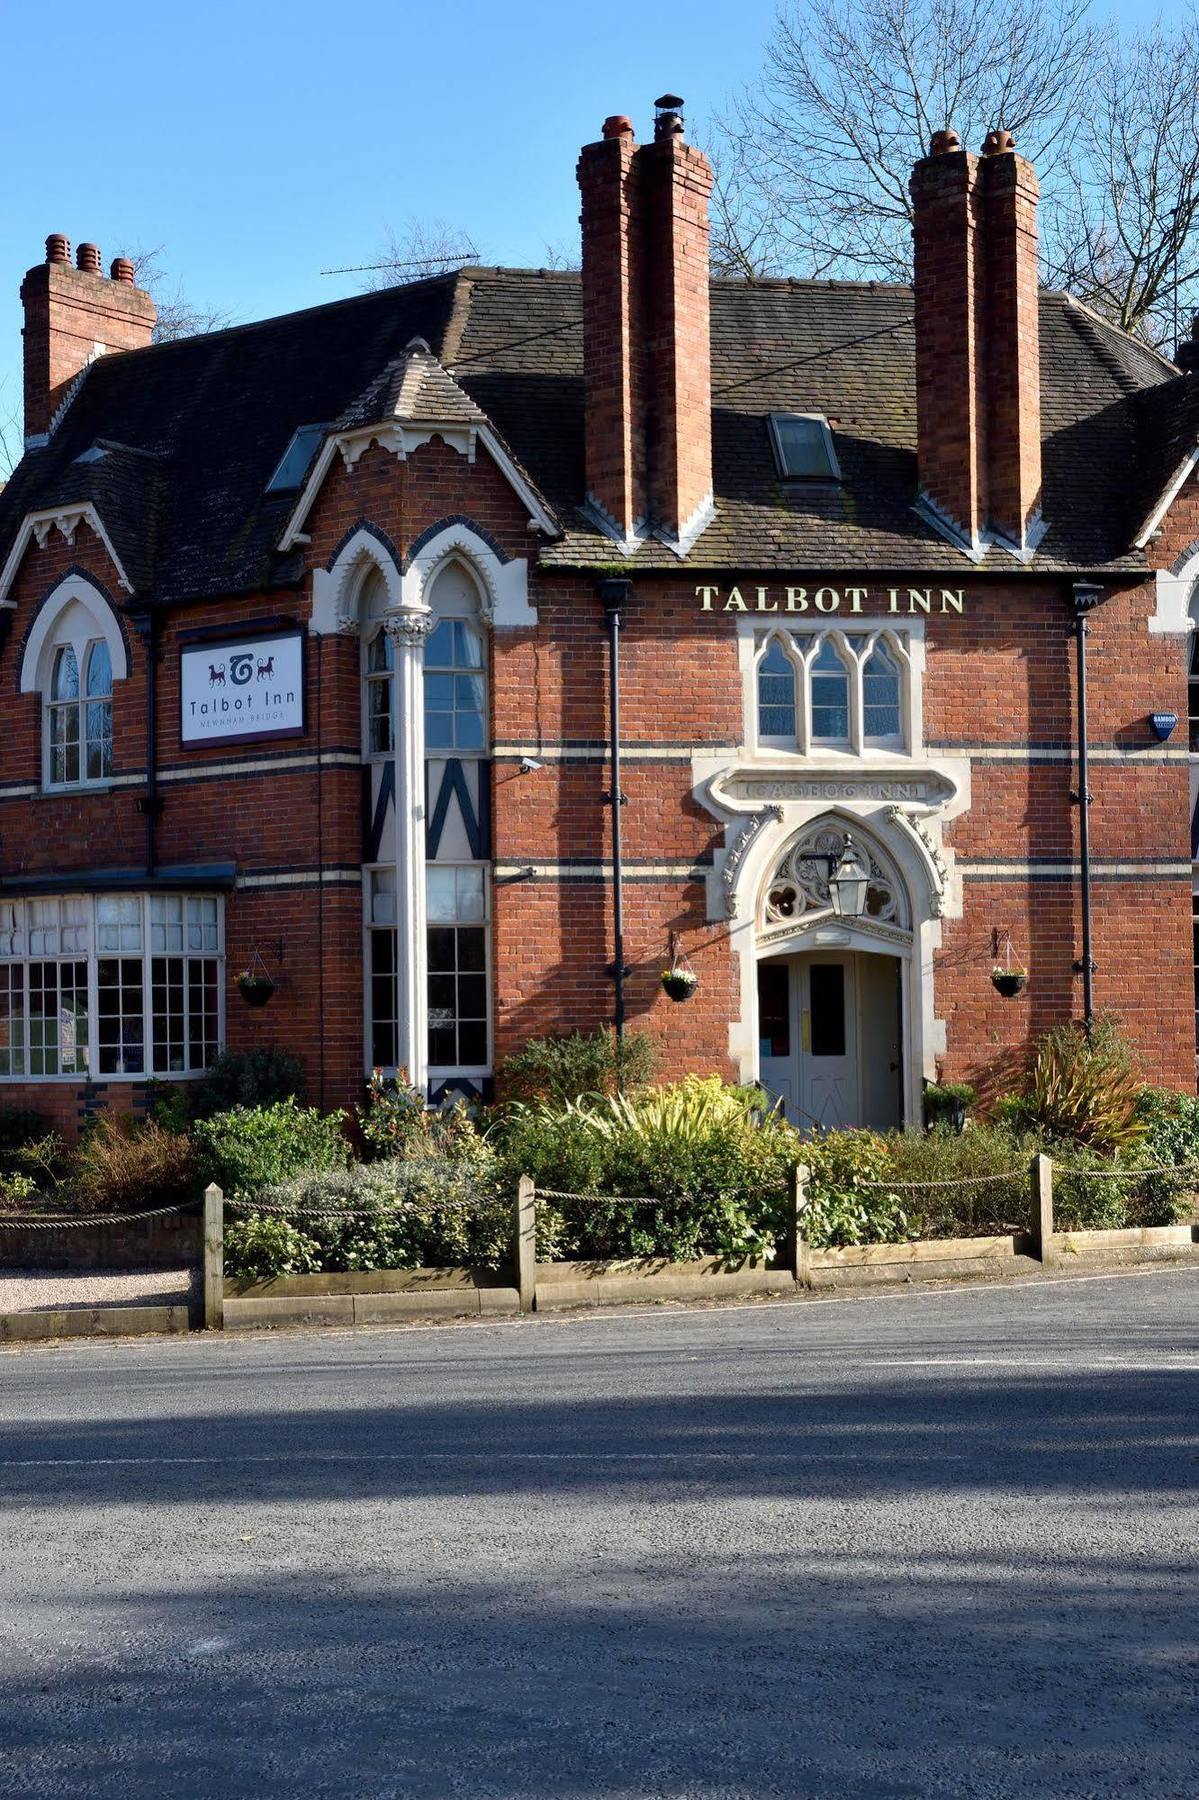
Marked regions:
[696,585,966,614]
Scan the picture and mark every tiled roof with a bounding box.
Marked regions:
[0,265,1186,604]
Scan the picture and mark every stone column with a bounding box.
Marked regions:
[384,603,434,1093]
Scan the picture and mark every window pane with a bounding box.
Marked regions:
[757,640,796,738]
[453,622,483,668]
[85,700,112,780]
[187,958,220,1070]
[863,642,901,740]
[97,895,141,953]
[52,645,79,702]
[809,964,846,1057]
[426,867,458,923]
[49,704,80,786]
[0,964,24,1076]
[810,641,849,742]
[97,956,144,1074]
[427,927,456,971]
[773,415,836,478]
[152,955,187,1073]
[369,929,398,1068]
[454,867,486,922]
[86,640,112,697]
[425,620,454,665]
[368,630,393,673]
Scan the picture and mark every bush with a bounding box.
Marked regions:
[493,1076,799,1261]
[357,1071,488,1166]
[998,1018,1146,1155]
[226,1155,514,1278]
[194,1100,348,1199]
[884,1122,1029,1237]
[72,1115,199,1213]
[801,1130,909,1248]
[192,1048,306,1118]
[0,1171,38,1211]
[498,1028,656,1104]
[223,1215,322,1281]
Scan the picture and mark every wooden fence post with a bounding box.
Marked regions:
[1031,1154,1056,1267]
[203,1182,224,1330]
[515,1175,536,1314]
[788,1162,811,1290]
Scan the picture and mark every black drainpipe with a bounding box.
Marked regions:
[130,608,161,876]
[1071,580,1104,1033]
[598,578,632,1056]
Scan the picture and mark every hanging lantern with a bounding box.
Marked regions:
[828,836,870,919]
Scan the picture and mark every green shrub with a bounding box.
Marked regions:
[801,1130,909,1248]
[357,1071,487,1166]
[223,1215,322,1281]
[194,1100,348,1199]
[192,1048,306,1118]
[144,1081,189,1134]
[230,1154,516,1276]
[884,1122,1028,1237]
[498,1028,656,1103]
[0,1171,37,1210]
[493,1076,799,1261]
[1000,1018,1146,1154]
[72,1114,199,1213]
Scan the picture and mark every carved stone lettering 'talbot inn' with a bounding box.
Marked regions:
[2,102,1199,1135]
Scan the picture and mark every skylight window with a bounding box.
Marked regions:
[768,413,840,481]
[266,423,327,493]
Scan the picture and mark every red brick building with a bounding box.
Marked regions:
[1,100,1197,1135]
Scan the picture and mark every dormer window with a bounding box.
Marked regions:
[266,423,326,494]
[768,413,840,481]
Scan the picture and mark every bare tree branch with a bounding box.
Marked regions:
[359,219,481,291]
[127,247,233,344]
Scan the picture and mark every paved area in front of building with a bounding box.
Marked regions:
[1,1267,1197,1798]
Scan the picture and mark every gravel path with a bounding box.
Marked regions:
[0,1267,197,1313]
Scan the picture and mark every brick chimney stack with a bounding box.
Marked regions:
[910,128,1043,555]
[20,236,156,445]
[577,98,714,551]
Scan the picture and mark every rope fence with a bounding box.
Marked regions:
[0,1201,198,1231]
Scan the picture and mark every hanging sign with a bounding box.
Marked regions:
[180,629,304,745]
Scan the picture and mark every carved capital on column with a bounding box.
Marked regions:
[383,605,435,648]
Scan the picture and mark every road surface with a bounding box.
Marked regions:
[1,1268,1197,1798]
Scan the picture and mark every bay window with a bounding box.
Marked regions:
[0,893,224,1080]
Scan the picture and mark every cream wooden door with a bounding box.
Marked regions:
[798,955,859,1131]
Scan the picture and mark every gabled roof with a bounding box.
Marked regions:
[0,263,1187,603]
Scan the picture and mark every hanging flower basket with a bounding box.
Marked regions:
[236,969,275,1007]
[991,967,1026,998]
[661,967,698,1003]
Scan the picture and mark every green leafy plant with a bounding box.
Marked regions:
[498,1028,655,1104]
[191,1048,306,1119]
[144,1080,189,1135]
[72,1114,199,1213]
[801,1130,909,1248]
[194,1100,348,1200]
[230,1155,518,1277]
[0,1171,38,1210]
[223,1214,322,1281]
[493,1076,798,1262]
[0,1107,49,1174]
[1001,1018,1146,1155]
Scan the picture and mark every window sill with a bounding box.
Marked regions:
[36,782,116,800]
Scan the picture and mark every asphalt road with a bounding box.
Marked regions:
[1,1270,1198,1800]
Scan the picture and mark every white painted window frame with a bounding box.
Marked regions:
[0,893,225,1082]
[748,625,914,758]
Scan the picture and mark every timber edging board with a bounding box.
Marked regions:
[0,1304,190,1340]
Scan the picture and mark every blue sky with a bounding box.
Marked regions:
[0,0,1166,433]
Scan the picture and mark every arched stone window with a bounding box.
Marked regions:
[809,639,851,744]
[359,567,394,760]
[22,576,127,790]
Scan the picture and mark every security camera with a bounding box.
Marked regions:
[518,756,544,773]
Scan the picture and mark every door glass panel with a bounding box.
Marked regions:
[757,962,790,1056]
[809,963,846,1056]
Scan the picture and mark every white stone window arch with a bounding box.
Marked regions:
[21,575,128,790]
[755,632,803,746]
[424,557,489,755]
